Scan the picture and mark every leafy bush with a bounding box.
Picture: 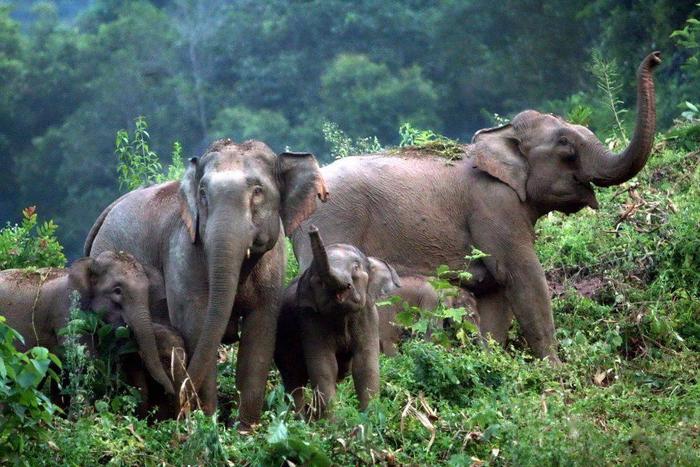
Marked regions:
[0,206,66,270]
[321,121,381,159]
[116,116,185,191]
[0,316,61,456]
[398,122,463,161]
[58,293,139,418]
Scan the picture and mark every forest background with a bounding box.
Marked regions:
[1,0,699,257]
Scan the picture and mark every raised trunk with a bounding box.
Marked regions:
[125,304,175,395]
[309,226,330,276]
[309,226,345,290]
[185,221,248,393]
[582,52,661,187]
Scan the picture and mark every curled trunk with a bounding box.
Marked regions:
[125,304,175,395]
[582,52,662,186]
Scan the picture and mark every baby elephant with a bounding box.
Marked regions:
[0,250,175,396]
[275,226,401,418]
[378,276,478,356]
[124,322,188,419]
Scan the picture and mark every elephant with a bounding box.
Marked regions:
[0,250,174,395]
[293,52,661,364]
[84,139,328,427]
[124,322,188,420]
[377,275,478,356]
[274,226,401,418]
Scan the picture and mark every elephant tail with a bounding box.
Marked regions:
[83,191,135,256]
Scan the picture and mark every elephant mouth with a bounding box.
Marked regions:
[333,286,364,310]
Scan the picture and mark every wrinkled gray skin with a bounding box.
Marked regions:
[0,251,174,395]
[124,322,188,420]
[275,227,401,418]
[84,139,327,427]
[377,275,479,356]
[295,53,661,364]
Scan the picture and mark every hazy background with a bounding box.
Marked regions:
[1,0,698,257]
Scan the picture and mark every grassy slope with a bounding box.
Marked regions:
[17,132,700,466]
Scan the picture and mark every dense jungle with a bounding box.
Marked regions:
[0,0,699,465]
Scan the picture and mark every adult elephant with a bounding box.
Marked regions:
[293,52,661,364]
[84,139,327,427]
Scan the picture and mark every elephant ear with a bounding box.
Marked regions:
[472,124,528,202]
[67,257,96,307]
[276,152,329,235]
[367,257,402,302]
[180,157,201,243]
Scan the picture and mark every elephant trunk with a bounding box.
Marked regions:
[185,217,250,392]
[124,302,175,395]
[309,226,344,290]
[582,52,661,187]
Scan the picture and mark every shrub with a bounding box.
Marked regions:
[0,316,61,456]
[116,116,185,191]
[58,293,139,418]
[0,206,66,270]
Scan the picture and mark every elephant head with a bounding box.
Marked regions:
[68,250,174,394]
[472,52,661,216]
[297,226,401,313]
[179,140,327,389]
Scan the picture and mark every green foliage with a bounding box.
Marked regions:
[180,412,229,466]
[116,116,185,191]
[397,123,463,161]
[58,293,138,418]
[284,237,299,286]
[590,49,628,144]
[211,105,292,153]
[320,54,441,146]
[321,121,381,159]
[0,315,60,457]
[671,5,700,77]
[0,206,66,270]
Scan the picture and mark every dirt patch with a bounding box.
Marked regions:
[547,272,607,300]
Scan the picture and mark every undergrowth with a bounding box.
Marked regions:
[7,124,698,465]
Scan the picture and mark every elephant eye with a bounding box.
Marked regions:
[199,188,207,205]
[112,286,122,296]
[558,136,570,146]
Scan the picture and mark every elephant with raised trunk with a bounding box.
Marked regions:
[0,250,174,395]
[294,52,662,364]
[275,227,400,418]
[84,139,327,428]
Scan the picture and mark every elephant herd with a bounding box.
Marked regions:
[0,52,660,427]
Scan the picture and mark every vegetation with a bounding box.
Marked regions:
[3,99,699,467]
[1,1,699,256]
[0,316,61,458]
[0,1,699,465]
[0,206,66,270]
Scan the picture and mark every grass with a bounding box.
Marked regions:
[7,124,700,465]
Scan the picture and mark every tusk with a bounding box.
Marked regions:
[246,248,251,259]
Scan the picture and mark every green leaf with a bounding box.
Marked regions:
[266,417,288,445]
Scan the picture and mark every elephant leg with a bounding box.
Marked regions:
[307,357,338,420]
[476,290,514,346]
[236,304,280,428]
[469,206,559,363]
[301,325,338,419]
[351,337,380,410]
